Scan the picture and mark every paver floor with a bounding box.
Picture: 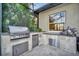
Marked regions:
[21,45,79,56]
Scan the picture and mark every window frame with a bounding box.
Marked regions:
[48,11,66,31]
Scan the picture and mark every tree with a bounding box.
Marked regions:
[2,3,36,32]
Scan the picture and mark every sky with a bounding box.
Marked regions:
[33,3,48,10]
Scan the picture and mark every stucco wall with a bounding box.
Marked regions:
[39,4,79,32]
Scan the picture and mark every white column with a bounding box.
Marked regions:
[55,24,56,31]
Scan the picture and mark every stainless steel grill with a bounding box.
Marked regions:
[8,26,30,39]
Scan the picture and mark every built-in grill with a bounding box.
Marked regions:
[8,26,30,56]
[8,26,30,40]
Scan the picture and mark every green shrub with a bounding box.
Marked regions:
[37,28,42,32]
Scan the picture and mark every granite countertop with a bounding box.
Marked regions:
[1,32,76,37]
[43,32,76,37]
[1,32,10,35]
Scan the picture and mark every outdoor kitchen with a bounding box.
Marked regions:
[0,3,79,56]
[1,25,79,56]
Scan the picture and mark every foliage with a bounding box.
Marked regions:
[37,28,43,32]
[2,3,37,32]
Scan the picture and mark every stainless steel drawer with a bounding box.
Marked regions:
[12,42,28,56]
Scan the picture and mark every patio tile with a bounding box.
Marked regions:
[21,45,79,56]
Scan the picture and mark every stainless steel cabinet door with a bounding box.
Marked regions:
[13,42,28,56]
[49,38,52,46]
[49,38,55,47]
[49,38,60,48]
[32,34,39,48]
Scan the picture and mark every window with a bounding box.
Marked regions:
[49,11,65,31]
